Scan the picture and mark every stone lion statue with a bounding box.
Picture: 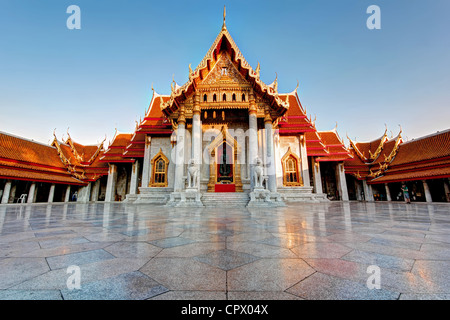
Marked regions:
[253,157,264,188]
[187,159,199,188]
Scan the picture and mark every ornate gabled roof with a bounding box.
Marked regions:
[64,131,106,166]
[348,127,389,163]
[345,128,402,180]
[51,131,109,182]
[160,14,289,118]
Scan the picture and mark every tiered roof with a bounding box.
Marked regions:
[316,129,353,162]
[0,131,85,185]
[160,19,289,119]
[99,131,135,163]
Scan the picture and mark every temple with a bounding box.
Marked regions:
[1,12,449,205]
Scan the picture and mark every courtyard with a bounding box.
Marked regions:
[0,201,449,300]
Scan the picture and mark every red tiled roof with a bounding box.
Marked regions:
[0,167,84,184]
[350,129,450,184]
[99,133,135,163]
[369,165,450,184]
[0,132,85,185]
[390,130,450,165]
[316,130,352,162]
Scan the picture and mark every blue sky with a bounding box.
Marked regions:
[0,0,449,145]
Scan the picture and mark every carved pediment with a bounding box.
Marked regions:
[201,52,248,87]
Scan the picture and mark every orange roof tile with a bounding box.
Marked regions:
[390,129,450,166]
[370,166,450,184]
[0,132,66,169]
[0,167,83,184]
[0,131,86,184]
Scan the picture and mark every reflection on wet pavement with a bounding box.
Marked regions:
[0,201,449,300]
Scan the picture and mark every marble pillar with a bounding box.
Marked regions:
[27,182,36,204]
[385,183,392,201]
[336,162,349,201]
[174,105,186,192]
[423,180,433,203]
[264,108,276,192]
[248,91,258,190]
[129,160,140,195]
[299,134,310,187]
[1,180,11,204]
[105,164,118,202]
[48,184,55,203]
[312,158,323,194]
[141,136,152,188]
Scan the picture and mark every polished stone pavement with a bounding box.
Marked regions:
[0,201,450,300]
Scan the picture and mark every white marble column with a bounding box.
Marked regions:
[141,136,152,187]
[78,182,92,203]
[90,179,100,201]
[264,108,277,192]
[363,180,374,202]
[27,182,37,204]
[385,183,392,201]
[299,134,310,187]
[423,180,432,203]
[248,91,258,190]
[192,94,201,191]
[355,180,363,201]
[336,162,349,201]
[1,180,12,204]
[192,93,202,165]
[129,160,140,195]
[443,179,450,202]
[312,158,323,194]
[174,105,186,192]
[105,164,118,202]
[64,185,71,202]
[48,184,55,203]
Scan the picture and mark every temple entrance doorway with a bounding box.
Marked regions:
[207,127,243,192]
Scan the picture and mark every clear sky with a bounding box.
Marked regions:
[1,0,449,146]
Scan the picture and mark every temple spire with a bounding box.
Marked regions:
[222,5,227,30]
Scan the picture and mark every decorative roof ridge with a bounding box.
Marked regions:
[347,135,368,163]
[51,133,87,180]
[399,127,450,145]
[368,126,389,161]
[87,136,107,164]
[382,131,403,164]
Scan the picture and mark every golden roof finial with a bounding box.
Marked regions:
[222,5,226,30]
[255,61,260,78]
[273,72,278,93]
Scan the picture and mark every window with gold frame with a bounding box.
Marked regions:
[150,149,169,187]
[281,147,303,186]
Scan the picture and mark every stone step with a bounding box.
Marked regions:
[201,192,250,207]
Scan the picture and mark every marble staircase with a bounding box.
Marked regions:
[201,192,250,207]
